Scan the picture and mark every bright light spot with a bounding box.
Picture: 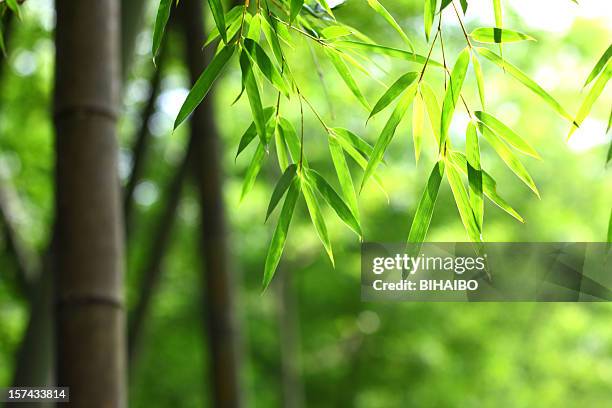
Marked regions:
[450,112,471,146]
[134,181,159,207]
[157,88,189,118]
[534,65,561,90]
[497,102,521,127]
[568,118,609,152]
[357,310,380,334]
[136,30,153,57]
[126,79,151,105]
[148,112,171,138]
[0,152,22,179]
[13,50,37,77]
[179,197,199,224]
[118,149,133,182]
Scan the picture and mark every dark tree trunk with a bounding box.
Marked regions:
[180,0,243,406]
[53,1,125,406]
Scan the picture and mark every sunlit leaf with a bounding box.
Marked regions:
[174,45,235,130]
[449,151,524,222]
[472,53,486,109]
[419,82,441,145]
[317,0,335,18]
[266,164,298,221]
[446,159,482,242]
[476,47,574,122]
[584,44,612,88]
[440,47,470,151]
[152,0,173,59]
[407,161,444,243]
[362,83,418,190]
[240,51,268,146]
[369,72,418,121]
[274,120,290,170]
[424,0,436,42]
[306,168,362,237]
[326,49,371,110]
[322,26,353,40]
[262,177,300,290]
[302,177,334,265]
[470,27,534,43]
[331,128,376,159]
[366,0,414,52]
[279,118,302,163]
[466,122,483,231]
[568,61,611,139]
[243,39,290,96]
[412,91,425,163]
[328,135,360,223]
[336,41,442,67]
[478,123,540,197]
[475,111,541,159]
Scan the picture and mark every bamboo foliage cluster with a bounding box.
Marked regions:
[150,0,610,289]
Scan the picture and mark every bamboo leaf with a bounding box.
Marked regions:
[243,39,289,97]
[475,111,541,159]
[476,47,574,122]
[568,61,611,139]
[260,14,285,66]
[306,168,362,237]
[331,128,376,159]
[322,26,353,40]
[266,164,298,221]
[5,0,22,20]
[336,41,442,67]
[460,0,468,13]
[236,107,276,160]
[302,177,334,265]
[449,151,523,222]
[470,27,535,43]
[608,209,612,250]
[493,0,502,27]
[262,177,300,290]
[413,91,425,163]
[290,0,305,23]
[318,0,335,18]
[369,72,418,121]
[207,0,227,43]
[205,6,243,46]
[466,122,483,231]
[174,45,235,130]
[362,83,418,190]
[328,135,360,223]
[241,142,267,200]
[274,120,290,170]
[440,48,470,151]
[407,161,444,243]
[279,118,303,163]
[326,49,371,110]
[366,0,414,52]
[152,0,173,59]
[424,0,436,42]
[240,51,268,146]
[472,53,486,109]
[446,159,482,242]
[478,123,540,197]
[584,44,612,88]
[419,82,441,145]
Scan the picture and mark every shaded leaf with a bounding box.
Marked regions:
[568,61,611,139]
[476,47,574,122]
[290,0,305,23]
[236,107,276,160]
[466,122,483,230]
[446,159,482,242]
[302,177,334,265]
[369,72,418,121]
[470,27,534,43]
[152,0,173,59]
[326,49,370,110]
[5,0,22,20]
[240,51,268,145]
[274,120,290,170]
[243,38,289,96]
[366,0,414,52]
[266,164,298,220]
[262,177,300,290]
[207,0,227,43]
[475,111,541,159]
[407,161,444,243]
[260,13,285,66]
[440,48,470,151]
[175,45,235,129]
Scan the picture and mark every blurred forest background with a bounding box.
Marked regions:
[0,0,611,406]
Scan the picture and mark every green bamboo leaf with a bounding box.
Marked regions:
[0,28,5,57]
[260,14,285,66]
[584,44,612,88]
[336,41,442,67]
[318,0,335,18]
[475,111,541,159]
[440,0,452,10]
[493,0,502,27]
[174,45,234,130]
[302,177,334,265]
[607,209,612,250]
[243,39,289,97]
[321,26,353,40]
[328,135,360,223]
[568,61,611,139]
[240,51,268,146]
[266,164,298,221]
[262,177,300,290]
[207,0,227,43]
[440,48,470,151]
[366,0,414,52]
[274,120,290,170]
[470,27,535,43]
[205,6,243,46]
[407,161,445,243]
[362,83,418,190]
[306,168,362,237]
[326,49,371,110]
[152,0,173,59]
[472,53,486,109]
[279,118,303,163]
[413,91,425,163]
[241,142,267,200]
[446,159,482,242]
[449,151,523,222]
[290,0,305,23]
[478,123,540,197]
[236,107,276,160]
[331,128,375,159]
[460,0,468,13]
[466,122,483,231]
[5,0,22,20]
[419,82,441,145]
[369,72,418,121]
[246,13,261,40]
[476,47,574,122]
[424,0,436,42]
